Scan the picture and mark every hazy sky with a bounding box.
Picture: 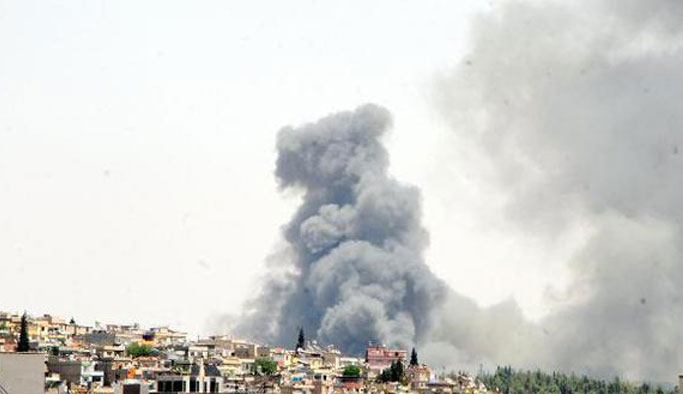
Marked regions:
[0,0,568,336]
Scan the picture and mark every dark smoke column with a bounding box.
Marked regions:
[235,104,446,355]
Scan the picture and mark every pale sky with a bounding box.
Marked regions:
[0,0,572,336]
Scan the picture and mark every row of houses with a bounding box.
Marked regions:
[0,312,187,353]
[0,311,488,394]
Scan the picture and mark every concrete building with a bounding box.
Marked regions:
[365,344,406,371]
[47,358,82,385]
[406,364,431,390]
[0,352,45,394]
[311,372,334,394]
[271,348,294,368]
[115,379,150,394]
[156,362,224,393]
[84,331,118,346]
[47,357,104,387]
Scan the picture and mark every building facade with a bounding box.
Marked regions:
[365,344,407,370]
[0,352,45,394]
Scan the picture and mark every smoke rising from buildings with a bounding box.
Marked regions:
[231,103,538,374]
[229,0,683,382]
[232,104,448,355]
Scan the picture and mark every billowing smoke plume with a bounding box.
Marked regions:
[436,0,683,382]
[229,103,536,370]
[230,0,683,382]
[233,104,448,355]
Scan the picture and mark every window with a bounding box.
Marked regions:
[122,385,141,394]
[157,381,168,392]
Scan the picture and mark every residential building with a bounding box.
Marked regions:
[0,352,45,394]
[365,344,407,370]
[156,362,224,393]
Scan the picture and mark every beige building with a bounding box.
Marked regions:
[407,364,431,390]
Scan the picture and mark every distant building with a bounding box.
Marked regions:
[47,356,104,387]
[115,379,150,394]
[426,380,457,394]
[312,372,334,394]
[271,347,294,368]
[156,362,223,393]
[0,352,45,394]
[84,331,118,346]
[406,364,431,390]
[365,344,406,370]
[233,343,269,359]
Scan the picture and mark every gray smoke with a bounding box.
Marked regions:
[233,104,448,355]
[229,103,536,370]
[229,0,683,381]
[436,0,683,382]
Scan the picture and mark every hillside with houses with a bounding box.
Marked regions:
[0,311,487,394]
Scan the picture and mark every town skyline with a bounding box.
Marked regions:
[3,0,683,386]
[1,308,679,393]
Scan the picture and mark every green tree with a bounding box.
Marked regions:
[254,357,278,376]
[477,366,675,394]
[410,348,418,366]
[391,360,404,382]
[377,368,391,383]
[17,312,30,352]
[378,361,405,383]
[296,327,305,350]
[126,343,157,358]
[343,365,362,378]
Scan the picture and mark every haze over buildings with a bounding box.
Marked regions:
[2,0,683,384]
